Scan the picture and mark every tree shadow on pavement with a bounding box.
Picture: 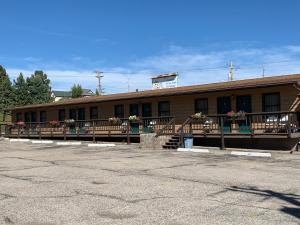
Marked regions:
[227,186,300,220]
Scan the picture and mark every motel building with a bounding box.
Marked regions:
[3,73,300,150]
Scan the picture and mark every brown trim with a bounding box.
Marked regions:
[10,74,300,111]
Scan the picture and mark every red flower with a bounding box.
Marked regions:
[16,121,25,126]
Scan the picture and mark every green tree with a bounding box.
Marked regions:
[13,73,30,106]
[0,65,8,78]
[95,89,100,96]
[26,70,52,104]
[0,74,13,110]
[71,84,83,98]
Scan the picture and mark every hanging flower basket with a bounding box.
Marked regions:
[227,111,246,122]
[108,117,122,125]
[128,115,140,123]
[191,112,207,122]
[64,119,75,126]
[49,120,60,127]
[16,121,25,126]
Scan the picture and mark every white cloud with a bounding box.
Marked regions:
[6,45,300,94]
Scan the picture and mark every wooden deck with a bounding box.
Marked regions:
[2,112,300,149]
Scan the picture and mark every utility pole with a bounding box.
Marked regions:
[95,71,104,95]
[228,61,234,81]
[127,77,130,93]
[262,64,265,77]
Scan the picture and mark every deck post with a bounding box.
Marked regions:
[92,120,96,143]
[17,125,20,139]
[63,122,66,141]
[127,121,130,144]
[220,116,225,150]
[39,124,42,140]
[172,118,175,135]
[287,113,291,138]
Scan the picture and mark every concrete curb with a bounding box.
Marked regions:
[31,140,54,144]
[177,148,210,153]
[231,151,271,158]
[10,139,30,142]
[56,142,82,146]
[88,143,116,147]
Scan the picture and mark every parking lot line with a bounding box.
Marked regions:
[231,151,271,157]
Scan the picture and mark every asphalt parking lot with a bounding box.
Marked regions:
[0,140,299,225]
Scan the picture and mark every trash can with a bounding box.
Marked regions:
[184,134,193,149]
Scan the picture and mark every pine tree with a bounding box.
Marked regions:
[0,75,13,110]
[95,89,100,96]
[0,65,8,78]
[71,84,83,98]
[26,70,52,104]
[13,73,30,106]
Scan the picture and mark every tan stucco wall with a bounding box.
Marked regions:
[12,84,299,124]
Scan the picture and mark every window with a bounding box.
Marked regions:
[142,103,152,117]
[262,93,280,112]
[16,113,23,122]
[40,111,47,122]
[158,101,170,117]
[69,109,77,120]
[236,95,252,113]
[58,109,65,121]
[129,104,139,116]
[90,107,98,120]
[24,112,30,123]
[114,105,124,118]
[217,96,231,114]
[194,98,208,114]
[78,108,85,120]
[31,112,37,123]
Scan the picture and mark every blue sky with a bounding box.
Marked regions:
[1,0,300,93]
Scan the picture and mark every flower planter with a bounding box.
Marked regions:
[130,122,140,134]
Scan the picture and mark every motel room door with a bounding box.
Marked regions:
[217,96,232,130]
[236,95,252,113]
[217,96,231,114]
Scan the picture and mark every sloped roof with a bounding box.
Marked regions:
[13,73,300,110]
[52,91,72,98]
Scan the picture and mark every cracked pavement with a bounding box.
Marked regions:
[0,140,299,225]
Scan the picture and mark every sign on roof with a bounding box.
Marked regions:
[152,73,178,89]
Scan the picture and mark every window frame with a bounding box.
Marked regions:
[90,106,98,120]
[39,111,47,123]
[16,112,23,122]
[58,109,65,122]
[262,92,280,112]
[129,104,139,116]
[158,101,170,117]
[114,104,124,118]
[78,108,86,121]
[69,108,77,120]
[194,98,208,114]
[142,103,152,118]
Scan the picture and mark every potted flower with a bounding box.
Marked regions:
[16,121,25,127]
[226,111,247,133]
[128,115,140,133]
[64,119,75,125]
[108,117,121,125]
[191,112,207,123]
[227,111,246,122]
[49,120,60,127]
[64,119,76,134]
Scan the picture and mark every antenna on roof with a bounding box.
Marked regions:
[95,71,104,95]
[228,61,234,81]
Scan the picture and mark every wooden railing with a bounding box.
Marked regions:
[175,111,300,148]
[2,116,174,143]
